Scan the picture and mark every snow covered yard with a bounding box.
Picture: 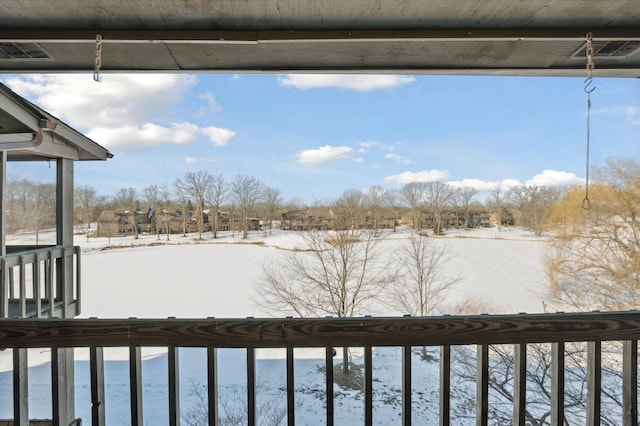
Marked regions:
[1,226,551,424]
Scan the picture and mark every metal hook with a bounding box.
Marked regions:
[581,197,590,210]
[583,77,596,94]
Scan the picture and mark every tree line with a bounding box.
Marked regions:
[5,170,578,241]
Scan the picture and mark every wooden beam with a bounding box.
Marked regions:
[2,312,640,348]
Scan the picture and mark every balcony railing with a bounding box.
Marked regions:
[0,245,81,319]
[0,312,639,425]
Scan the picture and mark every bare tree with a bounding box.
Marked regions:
[258,228,397,373]
[231,174,265,238]
[489,185,513,232]
[401,182,426,230]
[455,186,478,229]
[25,182,56,244]
[143,184,160,236]
[510,185,564,237]
[262,186,281,235]
[173,179,190,236]
[182,171,215,239]
[113,187,139,239]
[545,158,640,312]
[333,189,366,231]
[391,231,459,316]
[389,231,459,359]
[74,185,100,234]
[383,188,402,232]
[423,181,454,235]
[364,185,386,232]
[209,173,228,238]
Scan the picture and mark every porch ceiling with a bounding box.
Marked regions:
[0,1,639,77]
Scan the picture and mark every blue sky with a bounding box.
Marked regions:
[3,73,638,203]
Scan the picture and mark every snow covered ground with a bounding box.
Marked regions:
[0,226,551,424]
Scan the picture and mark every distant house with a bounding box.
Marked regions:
[401,208,492,232]
[281,208,335,231]
[96,208,154,236]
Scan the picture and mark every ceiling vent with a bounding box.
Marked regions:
[573,40,640,59]
[0,42,51,60]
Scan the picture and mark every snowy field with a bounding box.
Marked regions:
[1,226,552,425]
[72,225,548,318]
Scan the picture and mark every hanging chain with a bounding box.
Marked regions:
[582,32,596,210]
[93,34,103,82]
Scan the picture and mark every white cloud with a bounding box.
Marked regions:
[4,74,237,151]
[627,106,640,125]
[87,122,198,151]
[385,153,413,165]
[384,170,449,185]
[525,170,583,187]
[185,157,205,163]
[184,157,215,164]
[353,157,365,163]
[200,126,236,146]
[6,74,197,129]
[296,145,353,165]
[448,179,500,192]
[278,74,415,92]
[199,92,221,113]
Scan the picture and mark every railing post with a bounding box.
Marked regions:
[19,254,26,317]
[34,252,42,317]
[513,343,527,426]
[440,345,451,426]
[622,340,638,426]
[587,341,602,426]
[51,347,74,426]
[1,258,7,318]
[476,344,489,426]
[364,345,373,426]
[129,345,143,426]
[47,250,54,317]
[286,346,295,426]
[90,346,105,426]
[168,345,180,426]
[207,347,219,426]
[325,346,334,426]
[247,347,256,426]
[551,342,565,426]
[402,345,412,426]
[13,347,28,426]
[75,246,81,315]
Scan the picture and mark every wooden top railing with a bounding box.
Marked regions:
[1,312,639,425]
[1,311,640,348]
